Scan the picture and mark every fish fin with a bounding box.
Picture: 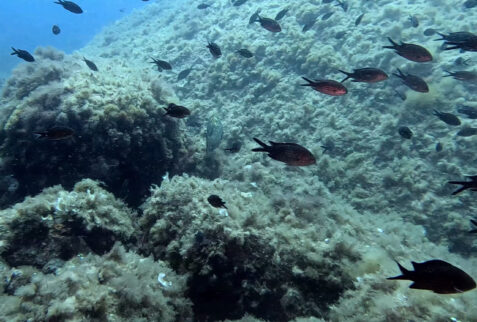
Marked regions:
[34,132,47,139]
[252,138,268,152]
[300,77,314,86]
[432,109,440,116]
[442,70,453,77]
[10,47,18,55]
[471,219,477,227]
[467,175,477,181]
[338,70,351,83]
[448,181,471,195]
[392,68,404,78]
[383,37,397,49]
[387,261,410,280]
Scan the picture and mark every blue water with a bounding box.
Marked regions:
[0,0,151,80]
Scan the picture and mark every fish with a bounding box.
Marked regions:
[150,58,172,72]
[249,9,261,24]
[236,49,254,58]
[443,70,477,82]
[207,195,227,209]
[464,0,477,8]
[322,12,334,21]
[197,3,210,9]
[274,8,289,21]
[423,28,437,36]
[52,25,61,35]
[335,0,348,12]
[398,126,413,139]
[177,68,193,81]
[408,15,419,28]
[335,30,347,39]
[394,89,406,101]
[83,57,98,71]
[232,0,247,6]
[206,117,223,153]
[323,0,334,3]
[224,141,242,153]
[457,127,477,137]
[435,142,443,152]
[255,15,281,32]
[10,47,34,62]
[393,69,429,93]
[301,77,347,96]
[207,40,222,58]
[433,110,461,126]
[302,19,317,32]
[457,105,477,119]
[383,38,433,62]
[470,219,477,233]
[449,176,477,195]
[355,13,365,26]
[444,36,477,52]
[54,0,83,14]
[163,103,190,118]
[338,68,388,83]
[454,57,472,66]
[435,31,477,43]
[252,138,316,166]
[34,126,74,140]
[388,260,476,294]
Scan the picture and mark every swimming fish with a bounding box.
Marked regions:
[433,110,461,126]
[321,12,334,21]
[394,89,406,101]
[236,49,254,58]
[252,138,316,166]
[393,69,429,93]
[435,142,443,152]
[435,31,476,43]
[388,260,476,294]
[456,127,477,137]
[449,176,477,195]
[470,219,477,233]
[274,8,289,21]
[54,0,83,14]
[249,9,261,25]
[383,38,433,62]
[408,15,419,28]
[254,15,281,32]
[11,47,34,62]
[207,195,227,209]
[150,58,172,72]
[443,70,477,82]
[335,0,348,12]
[355,13,365,26]
[83,57,98,71]
[164,103,190,118]
[232,0,247,6]
[423,28,437,36]
[302,19,317,32]
[207,41,222,58]
[52,25,61,35]
[177,68,193,81]
[301,77,347,96]
[34,126,74,140]
[444,36,477,52]
[197,3,210,9]
[464,0,477,8]
[457,105,477,119]
[339,68,388,83]
[398,126,413,139]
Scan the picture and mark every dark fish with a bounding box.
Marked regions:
[393,69,429,93]
[457,105,477,119]
[274,8,288,21]
[435,31,476,43]
[464,0,477,8]
[224,141,242,153]
[150,58,172,71]
[444,36,477,52]
[34,126,74,140]
[335,0,348,12]
[322,12,334,21]
[355,13,365,26]
[252,138,316,166]
[236,49,253,58]
[301,77,347,96]
[454,57,472,66]
[470,219,477,234]
[323,0,334,3]
[335,30,347,39]
[256,15,281,32]
[383,38,433,62]
[197,3,210,9]
[457,127,477,137]
[408,15,419,28]
[388,260,476,294]
[394,89,407,101]
[443,70,477,82]
[52,25,61,35]
[249,9,261,25]
[302,19,317,32]
[207,41,222,58]
[398,126,413,139]
[433,110,461,126]
[177,68,193,81]
[435,142,443,152]
[54,0,83,14]
[164,103,190,118]
[208,195,227,209]
[449,175,477,195]
[11,47,34,62]
[232,0,247,6]
[83,57,98,71]
[339,68,388,83]
[423,28,436,36]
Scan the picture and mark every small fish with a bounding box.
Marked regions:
[207,40,222,58]
[449,176,477,195]
[232,0,247,6]
[164,103,190,118]
[52,25,61,35]
[252,138,316,166]
[54,0,83,14]
[274,8,288,21]
[83,57,98,71]
[34,126,74,140]
[394,89,406,101]
[457,127,477,137]
[457,105,477,119]
[236,49,253,58]
[464,0,477,8]
[435,142,443,152]
[335,0,348,12]
[408,15,419,28]
[339,68,388,83]
[383,38,433,62]
[177,68,193,81]
[208,195,227,209]
[249,9,261,25]
[470,219,477,234]
[302,19,317,32]
[443,70,477,82]
[444,37,477,52]
[435,31,476,43]
[224,141,241,153]
[454,57,472,66]
[355,13,365,26]
[423,28,436,36]
[255,15,281,32]
[433,110,461,126]
[323,0,334,3]
[11,47,34,62]
[335,30,347,39]
[322,12,334,21]
[301,77,347,96]
[388,260,476,294]
[150,58,172,72]
[197,3,210,9]
[393,69,429,93]
[398,126,413,139]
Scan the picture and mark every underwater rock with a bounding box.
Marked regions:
[206,116,223,153]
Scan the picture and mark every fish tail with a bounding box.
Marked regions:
[252,138,268,152]
[469,219,477,233]
[387,261,410,280]
[300,77,314,86]
[10,47,18,55]
[442,70,452,77]
[392,68,404,78]
[434,32,445,41]
[383,37,397,49]
[448,181,471,195]
[338,70,351,83]
[34,132,47,139]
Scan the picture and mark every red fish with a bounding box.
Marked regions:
[339,68,388,83]
[164,103,190,118]
[301,77,347,96]
[254,15,281,32]
[34,126,74,140]
[383,37,432,62]
[252,138,316,166]
[393,69,429,93]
